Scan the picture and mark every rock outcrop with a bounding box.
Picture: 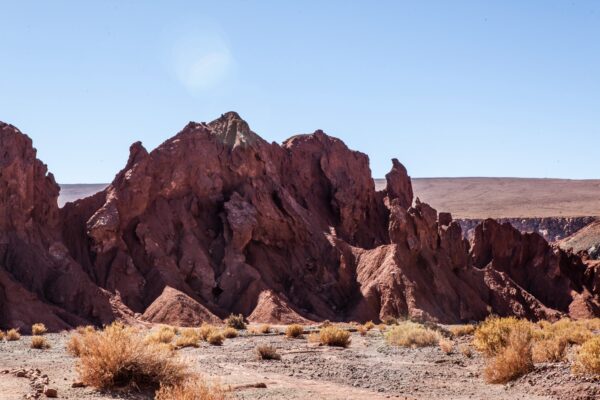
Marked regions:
[1,113,599,330]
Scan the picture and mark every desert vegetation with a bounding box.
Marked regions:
[285,324,304,338]
[6,328,21,341]
[30,335,50,349]
[31,323,47,336]
[385,321,440,348]
[255,344,281,360]
[225,314,246,330]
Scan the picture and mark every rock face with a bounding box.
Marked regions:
[2,113,600,330]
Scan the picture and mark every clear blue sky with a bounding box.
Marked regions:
[1,1,599,183]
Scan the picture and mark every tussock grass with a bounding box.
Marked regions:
[258,324,271,334]
[76,325,96,335]
[156,378,229,400]
[573,336,600,376]
[439,338,454,354]
[532,337,568,363]
[285,324,304,339]
[75,322,188,391]
[199,324,218,341]
[459,344,473,358]
[221,327,238,339]
[255,344,281,360]
[319,326,351,348]
[31,323,47,335]
[357,325,368,336]
[473,317,529,356]
[6,329,20,341]
[31,335,50,349]
[483,323,533,384]
[537,319,592,345]
[207,332,224,346]
[364,321,375,331]
[0,330,4,340]
[449,324,476,338]
[385,322,440,348]
[175,329,201,349]
[225,314,246,330]
[146,325,177,345]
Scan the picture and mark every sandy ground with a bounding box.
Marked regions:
[1,328,598,400]
[373,178,600,219]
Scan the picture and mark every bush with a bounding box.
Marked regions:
[199,324,217,341]
[31,323,47,336]
[258,324,271,334]
[31,336,50,349]
[449,324,476,338]
[6,329,20,341]
[357,325,368,336]
[285,324,304,339]
[473,317,531,356]
[459,344,473,358]
[75,322,188,391]
[156,378,229,400]
[532,337,568,363]
[0,330,4,340]
[573,336,600,375]
[175,329,201,349]
[146,326,177,345]
[255,344,281,360]
[483,323,533,383]
[225,314,246,330]
[439,338,454,354]
[539,319,592,345]
[207,332,224,346]
[364,321,375,331]
[319,327,351,348]
[221,327,238,339]
[385,322,440,348]
[76,325,96,335]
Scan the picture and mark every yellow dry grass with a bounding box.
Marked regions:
[31,335,50,349]
[473,317,529,356]
[75,322,188,391]
[207,332,224,346]
[225,314,246,330]
[385,322,440,348]
[146,326,177,345]
[449,324,476,338]
[573,336,600,376]
[0,330,4,340]
[285,324,304,339]
[31,323,47,336]
[255,344,281,360]
[199,324,218,341]
[174,329,201,349]
[484,323,534,384]
[258,324,271,334]
[319,326,351,348]
[439,338,454,354]
[459,344,473,358]
[6,329,20,341]
[221,327,239,339]
[532,336,568,363]
[156,378,229,400]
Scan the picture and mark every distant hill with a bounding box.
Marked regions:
[376,177,600,219]
[58,184,107,207]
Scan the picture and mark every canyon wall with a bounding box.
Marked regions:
[1,113,599,331]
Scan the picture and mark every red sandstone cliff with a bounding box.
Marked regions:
[1,113,599,330]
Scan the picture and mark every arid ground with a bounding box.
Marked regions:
[1,323,598,400]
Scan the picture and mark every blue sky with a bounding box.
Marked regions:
[1,1,599,183]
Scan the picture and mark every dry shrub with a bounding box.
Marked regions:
[357,325,368,337]
[31,323,47,336]
[319,326,351,348]
[459,344,473,358]
[207,332,224,346]
[67,334,84,357]
[473,317,531,356]
[483,323,533,384]
[539,319,592,345]
[319,320,332,328]
[385,322,439,348]
[307,332,320,343]
[532,337,568,363]
[285,324,304,339]
[364,321,375,331]
[76,325,96,335]
[439,338,454,354]
[255,344,281,360]
[449,324,476,338]
[146,326,177,345]
[573,336,600,376]
[221,327,238,339]
[377,324,387,333]
[0,330,4,340]
[225,314,246,330]
[199,324,218,341]
[175,329,201,349]
[156,377,229,400]
[383,317,399,326]
[6,329,21,341]
[258,324,271,334]
[581,318,600,331]
[31,335,50,349]
[75,322,188,391]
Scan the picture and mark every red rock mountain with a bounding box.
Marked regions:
[1,113,599,331]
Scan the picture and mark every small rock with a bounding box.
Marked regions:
[43,387,58,398]
[72,382,86,388]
